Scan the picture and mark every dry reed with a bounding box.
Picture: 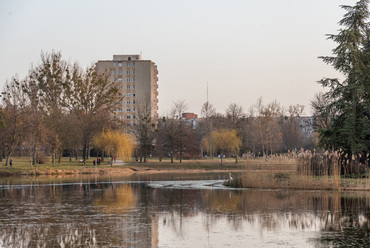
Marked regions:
[239,150,370,191]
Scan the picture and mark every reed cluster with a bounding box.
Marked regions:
[239,150,370,191]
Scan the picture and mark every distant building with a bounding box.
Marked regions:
[182,113,198,120]
[96,55,159,127]
[182,112,198,129]
[299,116,314,140]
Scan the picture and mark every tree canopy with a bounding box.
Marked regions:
[315,0,370,154]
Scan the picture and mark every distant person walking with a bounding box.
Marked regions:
[9,158,13,167]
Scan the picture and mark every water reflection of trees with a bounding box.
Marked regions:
[147,188,370,246]
[0,183,157,248]
[2,182,370,247]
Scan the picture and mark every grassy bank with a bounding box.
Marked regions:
[0,157,114,176]
[0,156,273,177]
[4,155,369,191]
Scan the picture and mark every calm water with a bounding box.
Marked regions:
[0,174,370,247]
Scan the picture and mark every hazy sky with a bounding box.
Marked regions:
[0,0,356,116]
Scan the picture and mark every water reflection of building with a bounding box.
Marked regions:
[3,182,370,247]
[93,183,159,248]
[121,212,158,248]
[0,182,161,248]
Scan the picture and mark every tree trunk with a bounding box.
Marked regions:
[58,151,62,163]
[82,144,87,161]
[180,148,182,163]
[143,149,147,163]
[32,144,37,165]
[211,143,213,160]
[52,149,55,166]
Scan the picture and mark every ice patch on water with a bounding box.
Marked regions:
[147,180,226,190]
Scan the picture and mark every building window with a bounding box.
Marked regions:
[127,62,131,67]
[132,70,135,74]
[133,108,136,112]
[133,93,136,97]
[119,116,122,119]
[118,85,122,89]
[127,100,131,104]
[127,108,131,112]
[127,93,131,97]
[133,115,136,119]
[114,78,116,82]
[126,78,131,82]
[119,70,122,74]
[127,85,131,89]
[132,62,135,67]
[119,108,122,112]
[133,85,136,89]
[113,71,116,75]
[127,115,131,119]
[118,78,122,82]
[133,100,136,104]
[132,78,135,82]
[127,71,130,74]
[113,63,116,67]
[118,62,122,67]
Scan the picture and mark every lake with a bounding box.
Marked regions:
[0,173,369,247]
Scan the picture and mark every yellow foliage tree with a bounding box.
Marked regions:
[93,184,137,213]
[210,129,240,165]
[93,129,135,165]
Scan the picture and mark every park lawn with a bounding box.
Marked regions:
[0,156,297,177]
[0,157,114,176]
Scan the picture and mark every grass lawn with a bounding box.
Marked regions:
[0,156,114,176]
[0,156,297,176]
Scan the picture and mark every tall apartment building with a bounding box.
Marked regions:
[96,55,159,126]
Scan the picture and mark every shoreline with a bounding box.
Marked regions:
[0,165,245,177]
[1,165,370,192]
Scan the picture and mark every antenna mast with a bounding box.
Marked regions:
[207,81,209,103]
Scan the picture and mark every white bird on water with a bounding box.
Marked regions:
[229,173,233,180]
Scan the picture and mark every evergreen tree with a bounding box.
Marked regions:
[316,0,370,154]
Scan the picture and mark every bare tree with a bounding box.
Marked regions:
[64,63,122,161]
[172,100,188,163]
[134,98,157,163]
[201,101,216,119]
[311,92,333,130]
[225,103,244,125]
[0,77,28,166]
[249,98,283,156]
[282,104,305,151]
[156,115,177,163]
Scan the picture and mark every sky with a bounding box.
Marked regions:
[0,0,357,116]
